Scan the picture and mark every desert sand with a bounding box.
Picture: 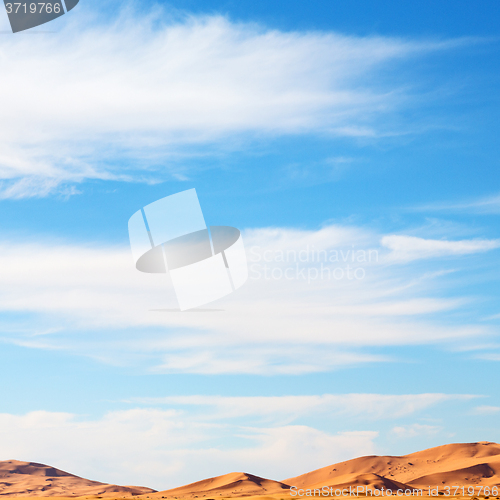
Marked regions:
[2,442,500,499]
[0,461,155,497]
[284,441,500,492]
[146,473,291,499]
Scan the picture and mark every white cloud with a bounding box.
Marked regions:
[475,352,500,361]
[0,407,377,490]
[472,405,500,415]
[415,193,500,215]
[0,6,470,197]
[381,235,500,262]
[0,391,477,489]
[0,224,497,374]
[130,393,478,421]
[391,423,442,438]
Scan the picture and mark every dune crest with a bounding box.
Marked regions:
[283,441,500,493]
[150,472,291,498]
[0,460,155,497]
[3,442,500,497]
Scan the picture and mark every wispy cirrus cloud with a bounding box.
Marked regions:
[391,423,442,438]
[475,352,500,362]
[412,193,500,215]
[0,5,474,198]
[472,405,500,415]
[129,393,479,421]
[381,235,500,262]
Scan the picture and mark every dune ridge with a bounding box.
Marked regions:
[2,442,500,498]
[149,472,291,498]
[283,442,500,493]
[0,460,155,497]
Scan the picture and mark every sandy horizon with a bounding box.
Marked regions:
[1,442,499,499]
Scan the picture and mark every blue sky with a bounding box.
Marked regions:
[0,0,499,492]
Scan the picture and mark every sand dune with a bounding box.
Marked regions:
[150,472,291,498]
[3,442,500,498]
[0,460,155,497]
[284,441,500,492]
[310,473,410,492]
[150,442,500,498]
